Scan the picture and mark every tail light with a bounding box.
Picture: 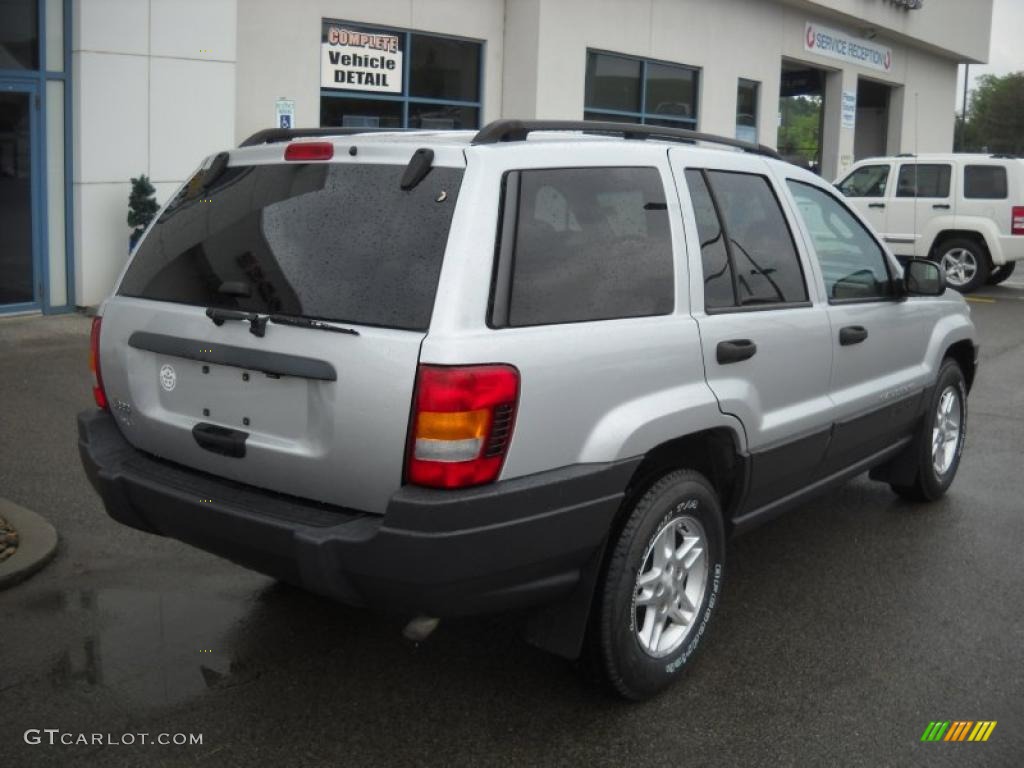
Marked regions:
[407,365,519,489]
[284,142,334,161]
[89,316,108,410]
[1013,207,1024,236]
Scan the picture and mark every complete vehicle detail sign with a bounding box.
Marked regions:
[321,23,403,93]
[805,22,893,73]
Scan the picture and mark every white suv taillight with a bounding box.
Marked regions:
[406,364,519,489]
[1012,206,1024,236]
[90,316,108,410]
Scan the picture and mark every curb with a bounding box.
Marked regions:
[0,498,58,589]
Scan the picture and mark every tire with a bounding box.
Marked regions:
[937,238,990,293]
[590,469,725,700]
[987,262,1017,285]
[890,359,968,502]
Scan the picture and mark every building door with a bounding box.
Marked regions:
[0,81,39,309]
[778,62,826,174]
[854,79,891,161]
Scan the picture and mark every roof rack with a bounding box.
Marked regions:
[471,119,782,159]
[238,127,409,148]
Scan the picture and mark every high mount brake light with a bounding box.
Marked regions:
[90,316,108,410]
[284,142,334,161]
[407,365,519,489]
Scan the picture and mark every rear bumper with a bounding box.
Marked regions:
[78,410,636,617]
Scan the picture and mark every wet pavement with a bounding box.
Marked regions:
[2,290,1023,767]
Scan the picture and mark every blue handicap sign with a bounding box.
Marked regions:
[279,114,292,129]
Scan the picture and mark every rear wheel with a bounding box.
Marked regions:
[937,238,990,293]
[890,359,967,502]
[589,469,725,700]
[987,262,1017,285]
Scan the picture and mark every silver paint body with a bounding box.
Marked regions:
[96,131,977,515]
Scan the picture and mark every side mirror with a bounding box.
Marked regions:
[903,258,946,297]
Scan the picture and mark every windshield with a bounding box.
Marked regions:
[119,161,464,331]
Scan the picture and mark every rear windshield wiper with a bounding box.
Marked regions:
[269,314,359,336]
[207,308,358,337]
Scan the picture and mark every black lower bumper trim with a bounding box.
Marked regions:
[78,410,638,618]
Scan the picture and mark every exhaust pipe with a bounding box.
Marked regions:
[403,615,440,643]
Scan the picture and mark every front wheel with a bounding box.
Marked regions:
[937,238,990,293]
[891,359,968,502]
[987,262,1017,285]
[590,469,725,700]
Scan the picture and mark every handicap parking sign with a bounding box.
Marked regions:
[280,114,292,129]
[275,98,295,130]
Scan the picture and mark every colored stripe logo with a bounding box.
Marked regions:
[921,721,997,742]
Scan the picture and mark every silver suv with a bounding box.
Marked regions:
[79,120,978,700]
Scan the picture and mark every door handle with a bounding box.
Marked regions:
[932,203,951,210]
[192,422,249,458]
[839,326,869,346]
[717,339,757,364]
[868,203,886,209]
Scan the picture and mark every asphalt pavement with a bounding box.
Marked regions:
[1,285,1023,767]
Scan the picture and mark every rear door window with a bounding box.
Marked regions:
[687,170,808,308]
[963,165,1008,199]
[491,167,674,327]
[119,162,464,331]
[896,164,951,198]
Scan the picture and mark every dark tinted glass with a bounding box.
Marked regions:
[503,167,673,326]
[837,165,890,197]
[585,52,642,113]
[120,163,464,330]
[409,35,480,102]
[320,97,402,128]
[0,0,38,70]
[645,62,696,120]
[964,165,1008,199]
[787,181,894,301]
[706,171,807,305]
[896,164,951,198]
[583,111,639,124]
[685,170,734,310]
[0,91,33,304]
[409,102,478,129]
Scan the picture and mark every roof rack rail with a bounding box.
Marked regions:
[471,119,782,159]
[238,127,409,148]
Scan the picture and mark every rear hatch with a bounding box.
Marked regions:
[98,147,465,513]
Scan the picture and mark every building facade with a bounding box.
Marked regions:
[0,0,995,312]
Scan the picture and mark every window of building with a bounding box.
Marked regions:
[896,164,951,198]
[736,79,759,143]
[837,165,890,198]
[964,165,1008,200]
[320,20,482,130]
[0,0,38,70]
[787,181,895,301]
[687,170,807,309]
[584,50,698,129]
[491,167,674,327]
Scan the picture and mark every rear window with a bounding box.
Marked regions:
[964,165,1008,199]
[896,164,951,198]
[119,161,464,331]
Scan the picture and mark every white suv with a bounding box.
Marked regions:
[837,154,1024,292]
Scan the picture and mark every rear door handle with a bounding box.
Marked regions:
[839,326,869,346]
[868,203,886,209]
[932,203,951,210]
[717,339,757,364]
[192,422,248,458]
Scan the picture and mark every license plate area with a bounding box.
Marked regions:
[157,358,311,438]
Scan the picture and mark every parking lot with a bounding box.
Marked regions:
[1,283,1022,767]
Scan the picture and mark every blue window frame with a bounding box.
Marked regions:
[584,49,699,129]
[0,0,74,314]
[319,20,483,130]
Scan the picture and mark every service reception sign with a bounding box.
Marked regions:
[805,23,893,73]
[321,24,403,93]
